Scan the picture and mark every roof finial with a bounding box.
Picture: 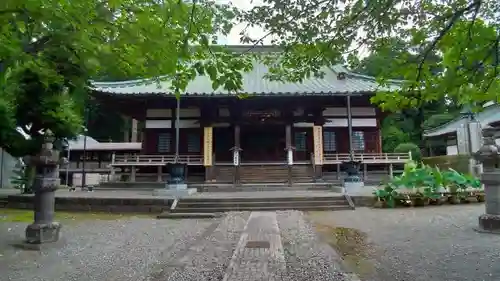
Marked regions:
[337,72,346,80]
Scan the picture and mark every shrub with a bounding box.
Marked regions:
[422,155,471,175]
[394,142,421,162]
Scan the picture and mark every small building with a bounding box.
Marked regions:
[60,135,142,186]
[424,102,500,156]
[90,45,411,184]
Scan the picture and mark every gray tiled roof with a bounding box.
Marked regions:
[424,103,500,137]
[91,62,401,97]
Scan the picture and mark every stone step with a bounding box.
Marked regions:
[175,195,345,201]
[198,185,335,192]
[176,199,348,208]
[171,205,352,213]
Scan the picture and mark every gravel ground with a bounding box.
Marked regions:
[1,211,352,281]
[0,216,217,281]
[277,210,350,281]
[307,204,500,281]
[151,212,249,281]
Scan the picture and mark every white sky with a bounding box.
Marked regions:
[216,0,271,45]
[215,0,370,59]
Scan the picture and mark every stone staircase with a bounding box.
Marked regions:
[214,165,314,183]
[170,194,353,213]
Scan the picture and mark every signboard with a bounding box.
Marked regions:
[287,149,294,165]
[313,126,324,165]
[233,150,240,166]
[203,127,213,166]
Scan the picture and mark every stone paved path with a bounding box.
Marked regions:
[222,212,286,281]
[0,210,349,281]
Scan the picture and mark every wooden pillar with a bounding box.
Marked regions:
[312,125,324,180]
[157,166,162,182]
[110,153,116,182]
[131,119,138,142]
[203,126,214,182]
[130,166,136,182]
[389,163,394,179]
[336,163,340,180]
[123,116,130,142]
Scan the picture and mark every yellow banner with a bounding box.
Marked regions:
[313,125,323,165]
[203,127,213,166]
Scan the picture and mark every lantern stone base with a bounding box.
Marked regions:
[25,221,62,244]
[343,179,365,194]
[153,186,197,197]
[475,214,500,234]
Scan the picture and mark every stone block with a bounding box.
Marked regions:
[476,214,500,234]
[152,187,197,197]
[25,222,62,244]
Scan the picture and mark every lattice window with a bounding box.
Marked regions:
[187,132,201,152]
[323,131,337,152]
[157,132,171,153]
[352,131,365,152]
[294,131,307,152]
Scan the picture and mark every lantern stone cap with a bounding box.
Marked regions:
[473,126,500,164]
[44,129,56,143]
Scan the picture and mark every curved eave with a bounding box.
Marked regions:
[424,117,466,138]
[424,104,500,138]
[90,89,376,97]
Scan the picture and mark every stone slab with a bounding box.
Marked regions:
[222,211,286,281]
[152,188,197,197]
[343,181,366,194]
[156,212,222,219]
[164,183,188,190]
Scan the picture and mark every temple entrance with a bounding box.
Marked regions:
[240,125,285,162]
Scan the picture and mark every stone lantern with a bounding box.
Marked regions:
[473,126,500,234]
[24,130,67,244]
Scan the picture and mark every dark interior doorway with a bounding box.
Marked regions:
[240,125,285,162]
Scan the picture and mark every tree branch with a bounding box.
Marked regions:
[413,0,483,85]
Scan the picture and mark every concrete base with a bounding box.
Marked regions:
[165,183,188,190]
[25,221,62,244]
[152,187,197,197]
[475,214,500,234]
[343,181,365,194]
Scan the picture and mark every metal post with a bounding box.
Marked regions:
[175,97,180,163]
[0,148,4,188]
[81,107,88,190]
[342,94,363,192]
[347,95,354,160]
[65,141,70,186]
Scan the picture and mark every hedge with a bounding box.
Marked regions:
[422,155,471,175]
[394,142,421,162]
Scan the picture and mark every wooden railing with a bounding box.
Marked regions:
[323,153,411,163]
[110,153,410,166]
[60,162,112,170]
[112,154,203,165]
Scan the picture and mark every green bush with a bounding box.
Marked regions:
[422,155,471,175]
[394,142,421,162]
[374,160,482,207]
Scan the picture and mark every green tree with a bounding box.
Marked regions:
[349,37,460,151]
[0,0,252,156]
[239,0,500,109]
